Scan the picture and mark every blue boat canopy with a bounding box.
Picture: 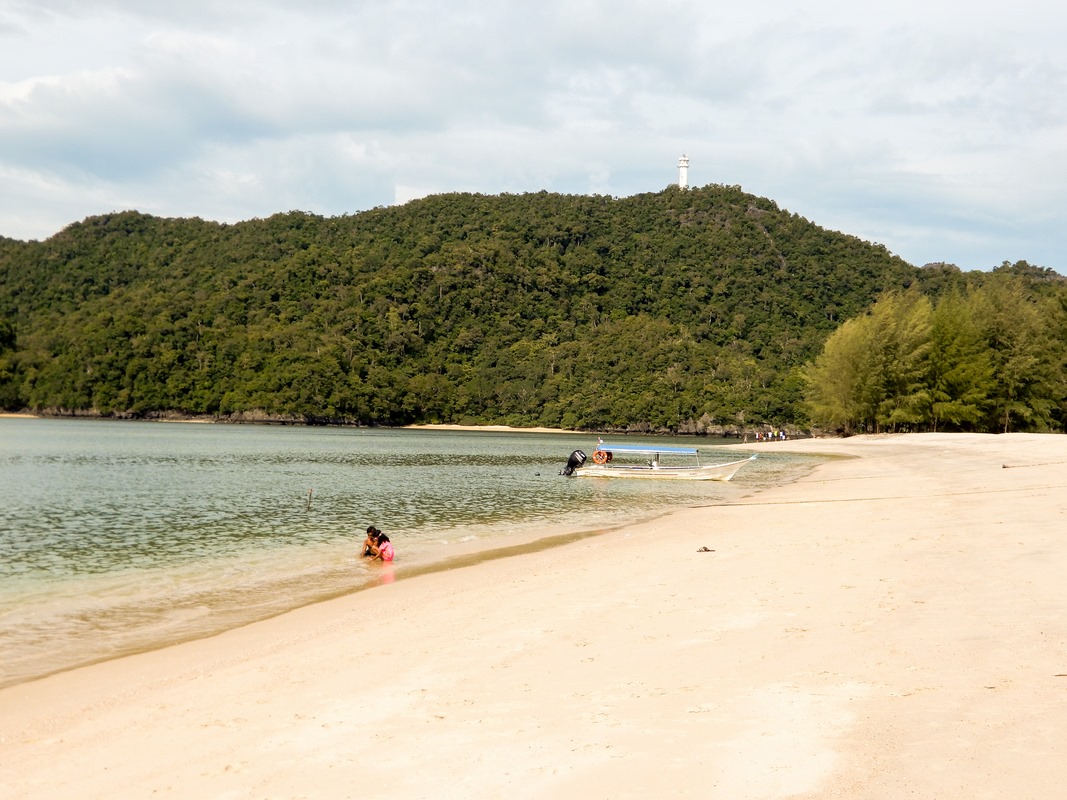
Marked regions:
[595,443,699,455]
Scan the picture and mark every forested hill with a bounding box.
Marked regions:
[0,185,1040,431]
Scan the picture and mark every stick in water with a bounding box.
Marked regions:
[306,488,313,511]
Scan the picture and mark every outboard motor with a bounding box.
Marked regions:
[560,449,587,477]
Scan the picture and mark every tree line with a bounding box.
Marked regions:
[803,268,1067,433]
[1,187,1064,433]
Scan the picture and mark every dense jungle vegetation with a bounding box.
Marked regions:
[804,276,1067,434]
[1,186,1064,433]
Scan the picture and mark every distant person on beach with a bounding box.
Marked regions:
[373,533,394,562]
[362,526,380,558]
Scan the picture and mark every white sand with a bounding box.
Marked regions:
[404,423,577,434]
[2,433,1065,798]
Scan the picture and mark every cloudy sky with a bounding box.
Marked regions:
[2,1,1065,272]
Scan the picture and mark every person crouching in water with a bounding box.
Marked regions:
[362,526,380,558]
[373,533,394,562]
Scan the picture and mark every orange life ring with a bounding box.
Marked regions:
[592,449,609,465]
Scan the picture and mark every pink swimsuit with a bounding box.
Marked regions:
[378,541,394,562]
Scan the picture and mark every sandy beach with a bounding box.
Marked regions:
[2,433,1065,798]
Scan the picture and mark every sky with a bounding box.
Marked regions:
[2,0,1065,272]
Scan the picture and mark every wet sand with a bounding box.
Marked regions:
[2,433,1065,798]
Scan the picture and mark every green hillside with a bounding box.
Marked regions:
[0,186,1062,432]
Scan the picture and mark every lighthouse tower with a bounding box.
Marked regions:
[677,154,690,189]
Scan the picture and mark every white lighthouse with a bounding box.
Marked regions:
[677,154,690,189]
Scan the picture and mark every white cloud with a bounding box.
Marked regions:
[0,0,1065,271]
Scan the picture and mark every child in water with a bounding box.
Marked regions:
[373,534,394,562]
[362,526,380,557]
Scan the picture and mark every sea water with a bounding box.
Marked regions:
[0,417,820,687]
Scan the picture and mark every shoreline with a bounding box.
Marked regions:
[403,423,578,434]
[1,413,785,438]
[0,445,806,691]
[3,433,1065,798]
[0,413,574,432]
[0,421,789,690]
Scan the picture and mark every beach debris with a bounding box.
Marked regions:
[697,546,714,552]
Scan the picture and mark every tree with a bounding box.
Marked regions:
[804,278,1067,434]
[925,290,993,431]
[0,318,20,409]
[867,290,933,431]
[971,275,1058,432]
[802,314,875,433]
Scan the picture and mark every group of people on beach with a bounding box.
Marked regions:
[361,525,394,562]
[744,429,788,444]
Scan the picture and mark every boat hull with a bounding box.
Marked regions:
[571,455,755,481]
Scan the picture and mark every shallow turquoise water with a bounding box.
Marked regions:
[0,418,820,687]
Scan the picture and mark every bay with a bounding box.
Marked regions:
[0,417,821,687]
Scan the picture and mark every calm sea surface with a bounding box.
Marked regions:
[0,418,822,687]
